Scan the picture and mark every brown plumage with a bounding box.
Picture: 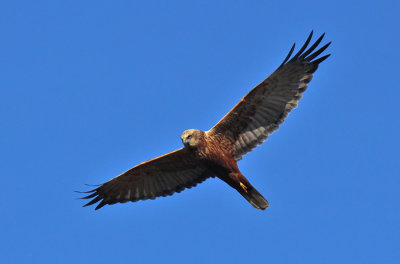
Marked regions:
[80,31,331,210]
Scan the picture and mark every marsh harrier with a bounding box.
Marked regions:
[81,31,331,210]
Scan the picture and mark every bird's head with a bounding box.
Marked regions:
[181,129,202,148]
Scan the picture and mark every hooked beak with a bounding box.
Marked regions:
[181,137,187,145]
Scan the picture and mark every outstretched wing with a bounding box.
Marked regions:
[81,148,213,210]
[209,31,331,160]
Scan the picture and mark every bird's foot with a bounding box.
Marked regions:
[240,182,248,193]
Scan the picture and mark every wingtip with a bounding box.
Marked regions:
[279,42,296,68]
[84,183,101,187]
[74,189,96,194]
[292,31,314,59]
[312,54,331,64]
[95,201,107,210]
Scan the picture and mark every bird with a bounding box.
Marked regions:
[80,31,331,210]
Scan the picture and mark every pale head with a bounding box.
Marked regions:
[181,129,202,148]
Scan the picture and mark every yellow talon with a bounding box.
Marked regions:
[240,182,248,193]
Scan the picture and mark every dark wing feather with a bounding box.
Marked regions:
[209,31,331,160]
[80,148,213,210]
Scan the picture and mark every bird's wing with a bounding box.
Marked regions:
[81,148,213,210]
[209,31,331,160]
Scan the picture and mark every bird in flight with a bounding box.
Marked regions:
[80,31,331,210]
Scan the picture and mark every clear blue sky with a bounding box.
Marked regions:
[1,1,399,263]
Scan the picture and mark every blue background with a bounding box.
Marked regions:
[1,1,399,263]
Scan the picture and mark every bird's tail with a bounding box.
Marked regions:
[239,184,269,210]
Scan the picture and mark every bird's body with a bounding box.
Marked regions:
[80,31,331,210]
[182,129,269,209]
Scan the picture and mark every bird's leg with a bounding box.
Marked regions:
[227,171,249,193]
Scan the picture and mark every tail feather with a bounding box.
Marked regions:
[240,186,269,210]
[222,172,269,210]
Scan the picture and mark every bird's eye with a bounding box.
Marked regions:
[187,135,192,140]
